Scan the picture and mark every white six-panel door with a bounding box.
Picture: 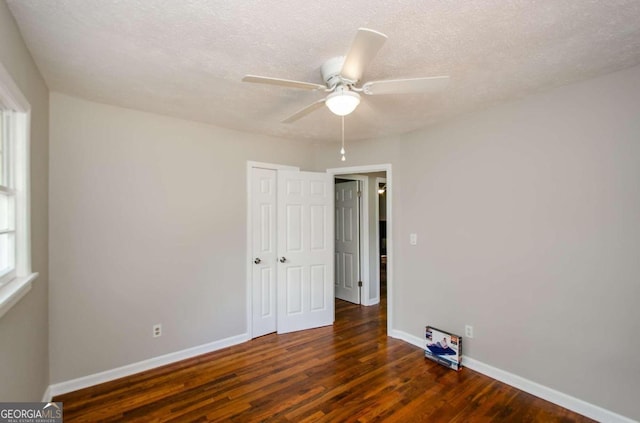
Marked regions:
[335,180,360,304]
[251,168,277,337]
[276,170,334,334]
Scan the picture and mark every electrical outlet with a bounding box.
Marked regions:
[465,325,474,339]
[153,324,162,338]
[409,233,418,245]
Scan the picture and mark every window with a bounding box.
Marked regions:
[0,61,37,317]
[0,109,17,285]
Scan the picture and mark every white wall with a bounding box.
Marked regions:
[0,1,49,401]
[314,65,640,420]
[49,93,315,383]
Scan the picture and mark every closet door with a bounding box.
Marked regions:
[277,170,334,334]
[251,168,277,337]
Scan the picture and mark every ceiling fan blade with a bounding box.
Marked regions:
[341,28,388,83]
[242,75,326,91]
[282,99,326,123]
[362,76,450,95]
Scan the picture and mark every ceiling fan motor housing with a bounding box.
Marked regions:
[321,56,350,88]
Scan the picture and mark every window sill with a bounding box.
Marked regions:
[0,272,39,319]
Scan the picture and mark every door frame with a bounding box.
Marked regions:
[327,164,393,335]
[246,161,299,338]
[333,174,370,305]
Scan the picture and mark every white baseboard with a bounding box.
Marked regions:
[388,329,636,423]
[48,333,250,398]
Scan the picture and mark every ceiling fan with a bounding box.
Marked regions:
[242,28,450,123]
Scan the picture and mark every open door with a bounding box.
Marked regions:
[335,180,360,304]
[277,170,334,334]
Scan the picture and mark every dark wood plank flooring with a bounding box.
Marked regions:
[55,288,593,422]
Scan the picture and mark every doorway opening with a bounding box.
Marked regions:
[328,164,393,335]
[376,177,387,306]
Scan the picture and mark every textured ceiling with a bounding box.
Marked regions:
[7,0,640,143]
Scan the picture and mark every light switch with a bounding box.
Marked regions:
[409,233,418,245]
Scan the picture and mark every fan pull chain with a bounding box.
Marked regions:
[340,115,346,161]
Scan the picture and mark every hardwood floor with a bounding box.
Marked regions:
[55,291,593,422]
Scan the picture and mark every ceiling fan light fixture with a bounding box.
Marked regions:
[325,87,360,116]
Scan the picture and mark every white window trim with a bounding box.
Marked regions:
[0,61,38,319]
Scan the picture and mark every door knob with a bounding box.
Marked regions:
[279,257,287,263]
[254,258,261,264]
